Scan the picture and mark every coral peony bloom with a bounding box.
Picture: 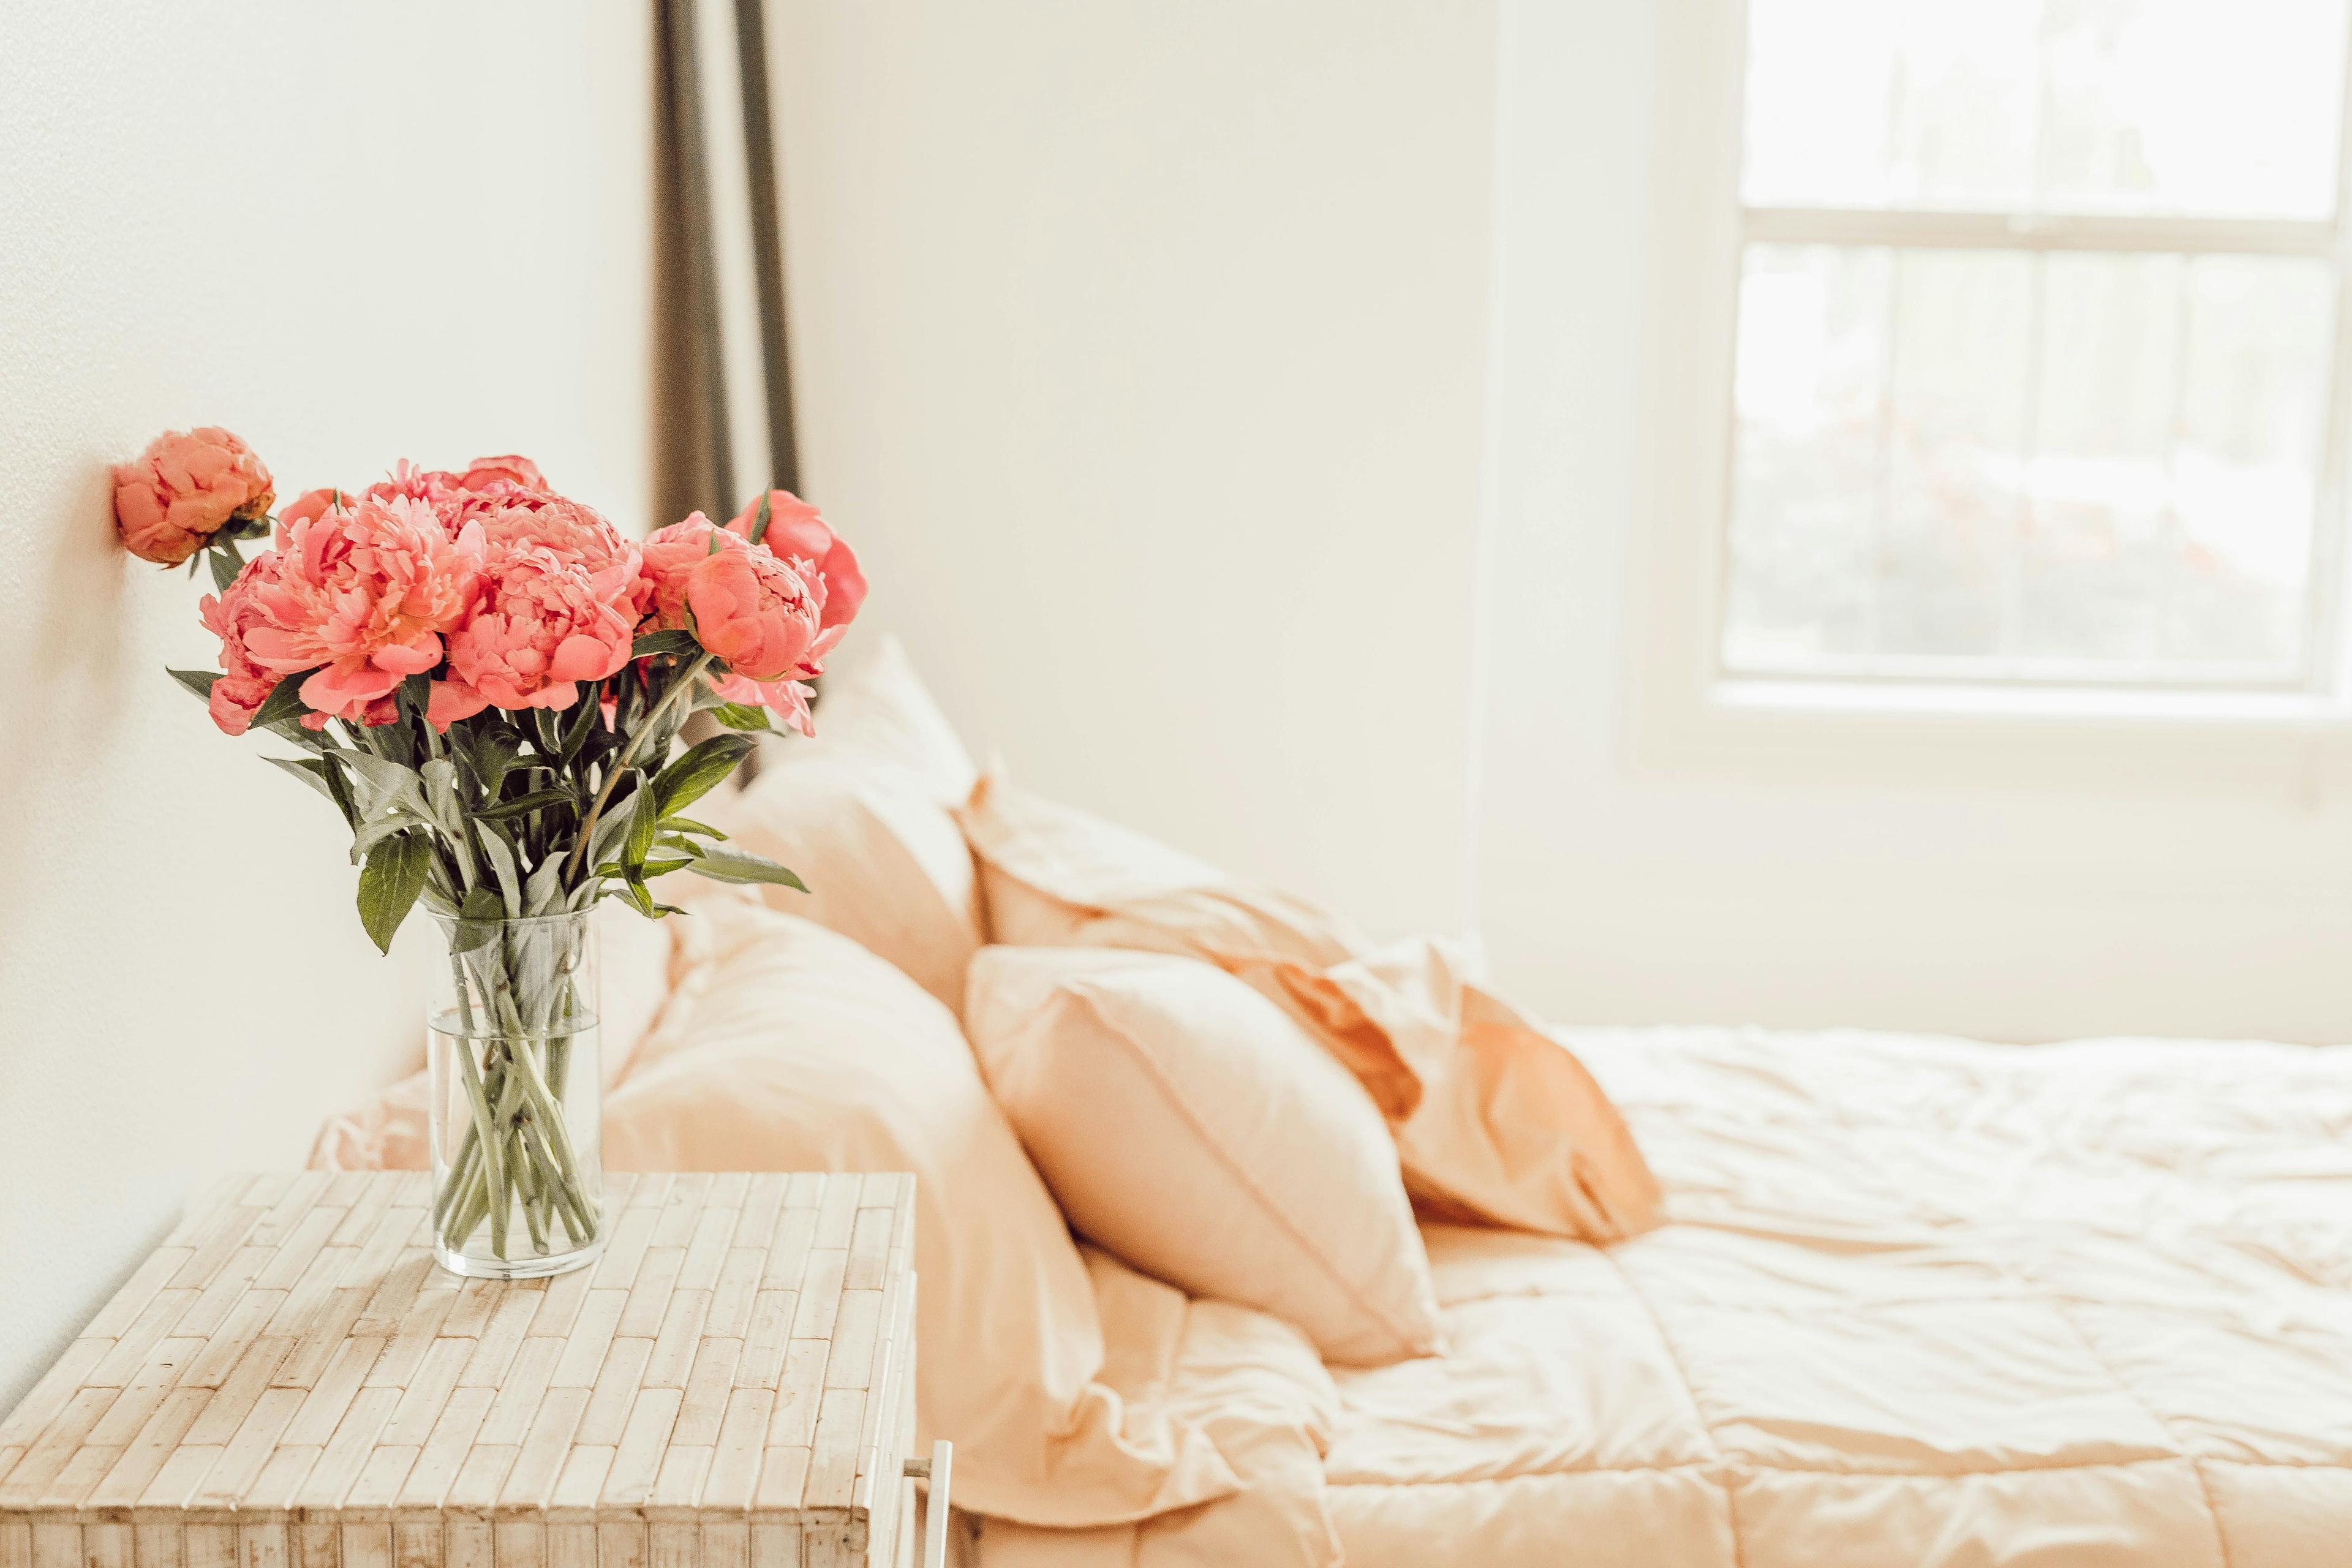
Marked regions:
[444,513,639,712]
[429,680,491,728]
[198,552,287,736]
[727,489,865,630]
[114,427,275,565]
[635,511,738,630]
[477,495,635,583]
[684,538,827,682]
[363,458,557,537]
[461,454,546,491]
[239,494,485,722]
[275,486,345,540]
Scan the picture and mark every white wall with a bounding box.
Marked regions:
[771,0,2352,1047]
[764,0,1501,940]
[1472,0,2352,1045]
[0,2,654,1413]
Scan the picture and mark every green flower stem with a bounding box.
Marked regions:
[435,920,600,1267]
[451,1032,507,1248]
[512,1126,548,1253]
[435,1131,481,1224]
[565,652,715,882]
[519,1118,587,1241]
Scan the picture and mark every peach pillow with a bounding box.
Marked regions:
[1234,937,1662,1242]
[605,899,1240,1528]
[953,774,1415,1110]
[964,946,1442,1366]
[698,637,985,1014]
[954,774,1661,1243]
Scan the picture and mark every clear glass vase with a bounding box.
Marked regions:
[428,910,606,1278]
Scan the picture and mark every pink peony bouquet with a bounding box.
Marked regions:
[116,428,867,1272]
[116,429,863,951]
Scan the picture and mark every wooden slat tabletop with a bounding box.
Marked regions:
[0,1172,917,1568]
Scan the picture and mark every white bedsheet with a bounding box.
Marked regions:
[984,1025,2352,1567]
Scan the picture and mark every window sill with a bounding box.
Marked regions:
[1711,678,2352,729]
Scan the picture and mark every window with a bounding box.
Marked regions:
[1721,1,2352,693]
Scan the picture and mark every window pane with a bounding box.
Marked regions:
[1722,246,2334,682]
[1722,246,1891,669]
[2018,253,2183,661]
[1876,252,2035,658]
[2164,257,2334,663]
[1744,0,2351,219]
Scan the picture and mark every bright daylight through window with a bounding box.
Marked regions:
[1722,0,2352,692]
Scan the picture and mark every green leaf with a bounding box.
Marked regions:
[640,856,697,878]
[421,757,465,838]
[265,720,328,753]
[207,544,243,594]
[587,772,644,869]
[625,781,660,872]
[337,751,428,820]
[475,822,525,919]
[357,831,431,954]
[463,725,522,799]
[475,786,578,823]
[350,809,434,864]
[318,751,360,827]
[167,668,222,703]
[266,755,337,805]
[685,845,809,891]
[746,491,774,547]
[525,851,568,916]
[652,733,754,818]
[249,672,314,733]
[662,816,728,842]
[557,690,601,766]
[705,701,772,733]
[631,630,700,660]
[620,877,657,917]
[397,672,434,730]
[451,885,503,953]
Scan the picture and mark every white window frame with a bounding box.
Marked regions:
[1629,0,2352,786]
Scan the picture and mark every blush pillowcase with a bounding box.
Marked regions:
[697,637,985,1016]
[964,945,1442,1366]
[954,774,1662,1244]
[601,899,1239,1529]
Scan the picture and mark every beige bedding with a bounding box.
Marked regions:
[985,1025,2352,1567]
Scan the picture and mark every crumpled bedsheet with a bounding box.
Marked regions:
[988,1027,2352,1568]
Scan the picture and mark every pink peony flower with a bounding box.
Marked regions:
[276,486,345,540]
[637,509,848,727]
[114,427,275,565]
[300,695,397,731]
[197,552,287,736]
[361,458,558,538]
[240,494,486,721]
[726,489,865,630]
[685,537,829,681]
[477,494,635,583]
[461,454,546,491]
[442,505,639,712]
[635,511,738,630]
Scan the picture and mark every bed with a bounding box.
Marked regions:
[975,1023,2352,1567]
[315,644,2352,1566]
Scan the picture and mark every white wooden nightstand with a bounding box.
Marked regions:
[0,1172,947,1568]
